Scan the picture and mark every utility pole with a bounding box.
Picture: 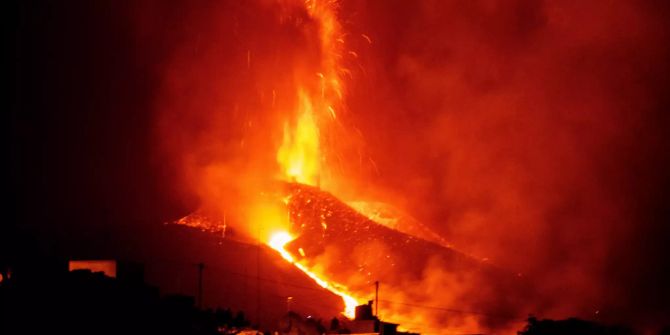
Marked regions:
[375,280,379,317]
[197,262,205,309]
[256,225,261,328]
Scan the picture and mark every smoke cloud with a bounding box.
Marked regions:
[340,0,670,330]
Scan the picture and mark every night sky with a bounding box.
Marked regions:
[8,0,179,255]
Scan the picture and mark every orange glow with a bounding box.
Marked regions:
[277,89,321,185]
[267,231,361,318]
[68,260,117,278]
[276,0,344,188]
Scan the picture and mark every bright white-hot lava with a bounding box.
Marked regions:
[267,231,360,318]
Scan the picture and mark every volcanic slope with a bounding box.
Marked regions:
[282,182,532,330]
[178,182,533,331]
[133,224,345,330]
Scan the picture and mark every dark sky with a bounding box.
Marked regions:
[6,0,670,331]
[8,0,179,258]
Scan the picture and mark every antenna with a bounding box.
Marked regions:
[256,223,261,328]
[375,280,379,317]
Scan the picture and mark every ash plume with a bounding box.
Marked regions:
[341,0,670,330]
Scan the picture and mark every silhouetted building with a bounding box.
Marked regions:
[342,301,417,335]
[1,259,251,335]
[355,301,375,320]
[518,316,634,335]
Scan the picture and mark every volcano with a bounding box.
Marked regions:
[178,182,532,333]
[283,183,532,327]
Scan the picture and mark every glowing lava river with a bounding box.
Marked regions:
[268,230,360,318]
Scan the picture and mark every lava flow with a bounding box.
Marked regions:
[268,231,360,318]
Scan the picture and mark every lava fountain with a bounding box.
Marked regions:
[265,0,364,318]
[181,0,366,319]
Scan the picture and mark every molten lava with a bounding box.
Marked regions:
[276,89,320,186]
[268,231,360,318]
